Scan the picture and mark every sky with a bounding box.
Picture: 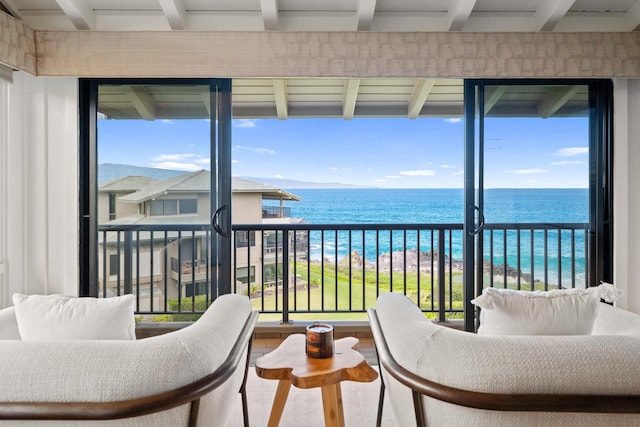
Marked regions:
[98,115,589,189]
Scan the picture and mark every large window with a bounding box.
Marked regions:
[150,199,197,216]
[79,78,233,309]
[463,79,613,330]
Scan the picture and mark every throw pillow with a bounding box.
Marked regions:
[471,283,622,336]
[12,293,136,341]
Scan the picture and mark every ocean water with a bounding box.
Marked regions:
[281,188,588,225]
[265,188,589,286]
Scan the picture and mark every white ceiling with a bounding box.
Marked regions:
[2,0,629,119]
[2,0,639,32]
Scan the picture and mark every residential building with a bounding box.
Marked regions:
[98,170,300,311]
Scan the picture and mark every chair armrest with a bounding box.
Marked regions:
[368,307,640,415]
[0,310,258,425]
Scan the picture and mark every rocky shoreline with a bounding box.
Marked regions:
[321,248,534,284]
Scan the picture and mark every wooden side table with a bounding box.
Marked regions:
[255,334,378,427]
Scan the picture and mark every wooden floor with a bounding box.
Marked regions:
[229,337,399,427]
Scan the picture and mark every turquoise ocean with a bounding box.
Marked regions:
[268,188,589,286]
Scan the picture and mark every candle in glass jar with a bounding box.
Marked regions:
[305,322,334,358]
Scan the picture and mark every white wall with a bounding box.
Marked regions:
[614,78,640,313]
[0,72,78,307]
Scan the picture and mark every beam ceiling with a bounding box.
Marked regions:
[1,1,636,120]
[4,0,640,32]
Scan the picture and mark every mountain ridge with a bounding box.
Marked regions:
[98,163,371,189]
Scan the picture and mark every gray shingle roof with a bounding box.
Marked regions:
[115,170,301,203]
[99,176,157,192]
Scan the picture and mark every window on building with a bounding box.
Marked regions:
[236,231,256,248]
[150,199,197,216]
[179,199,197,214]
[109,254,119,276]
[236,266,256,284]
[108,193,116,220]
[186,282,208,297]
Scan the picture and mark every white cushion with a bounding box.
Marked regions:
[12,293,136,341]
[0,306,20,339]
[471,283,621,336]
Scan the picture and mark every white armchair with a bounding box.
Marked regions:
[369,292,640,427]
[0,293,257,427]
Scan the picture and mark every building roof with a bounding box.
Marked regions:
[98,176,157,193]
[113,170,301,203]
[232,176,301,201]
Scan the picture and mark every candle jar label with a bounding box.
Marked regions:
[306,322,334,358]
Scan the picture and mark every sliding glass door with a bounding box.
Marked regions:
[463,80,613,331]
[79,79,232,312]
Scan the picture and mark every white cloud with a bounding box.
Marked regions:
[233,119,258,128]
[151,162,202,172]
[329,167,339,171]
[150,153,209,171]
[274,174,284,178]
[374,179,386,183]
[152,153,196,162]
[556,147,588,157]
[444,118,462,123]
[256,148,275,154]
[511,168,549,175]
[452,170,464,175]
[233,145,276,155]
[161,119,176,125]
[232,159,239,164]
[399,169,436,177]
[441,164,455,169]
[385,175,401,179]
[551,160,583,165]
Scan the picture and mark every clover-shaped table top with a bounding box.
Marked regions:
[255,334,378,388]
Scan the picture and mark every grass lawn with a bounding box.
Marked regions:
[251,261,465,321]
[156,261,544,322]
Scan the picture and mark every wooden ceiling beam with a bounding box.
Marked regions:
[342,79,360,120]
[158,0,187,31]
[407,79,436,119]
[55,0,96,30]
[356,0,377,31]
[273,79,288,120]
[533,0,575,31]
[0,0,22,20]
[0,11,36,74]
[33,31,640,79]
[538,85,580,118]
[623,0,640,31]
[447,0,476,31]
[200,91,211,116]
[128,86,156,121]
[260,0,279,30]
[484,86,506,115]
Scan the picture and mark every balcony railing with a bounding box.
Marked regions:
[262,206,291,218]
[98,222,589,321]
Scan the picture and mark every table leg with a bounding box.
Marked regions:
[267,379,292,427]
[336,383,345,427]
[321,383,345,427]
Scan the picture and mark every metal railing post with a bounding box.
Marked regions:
[438,229,446,323]
[124,230,133,295]
[282,230,290,324]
